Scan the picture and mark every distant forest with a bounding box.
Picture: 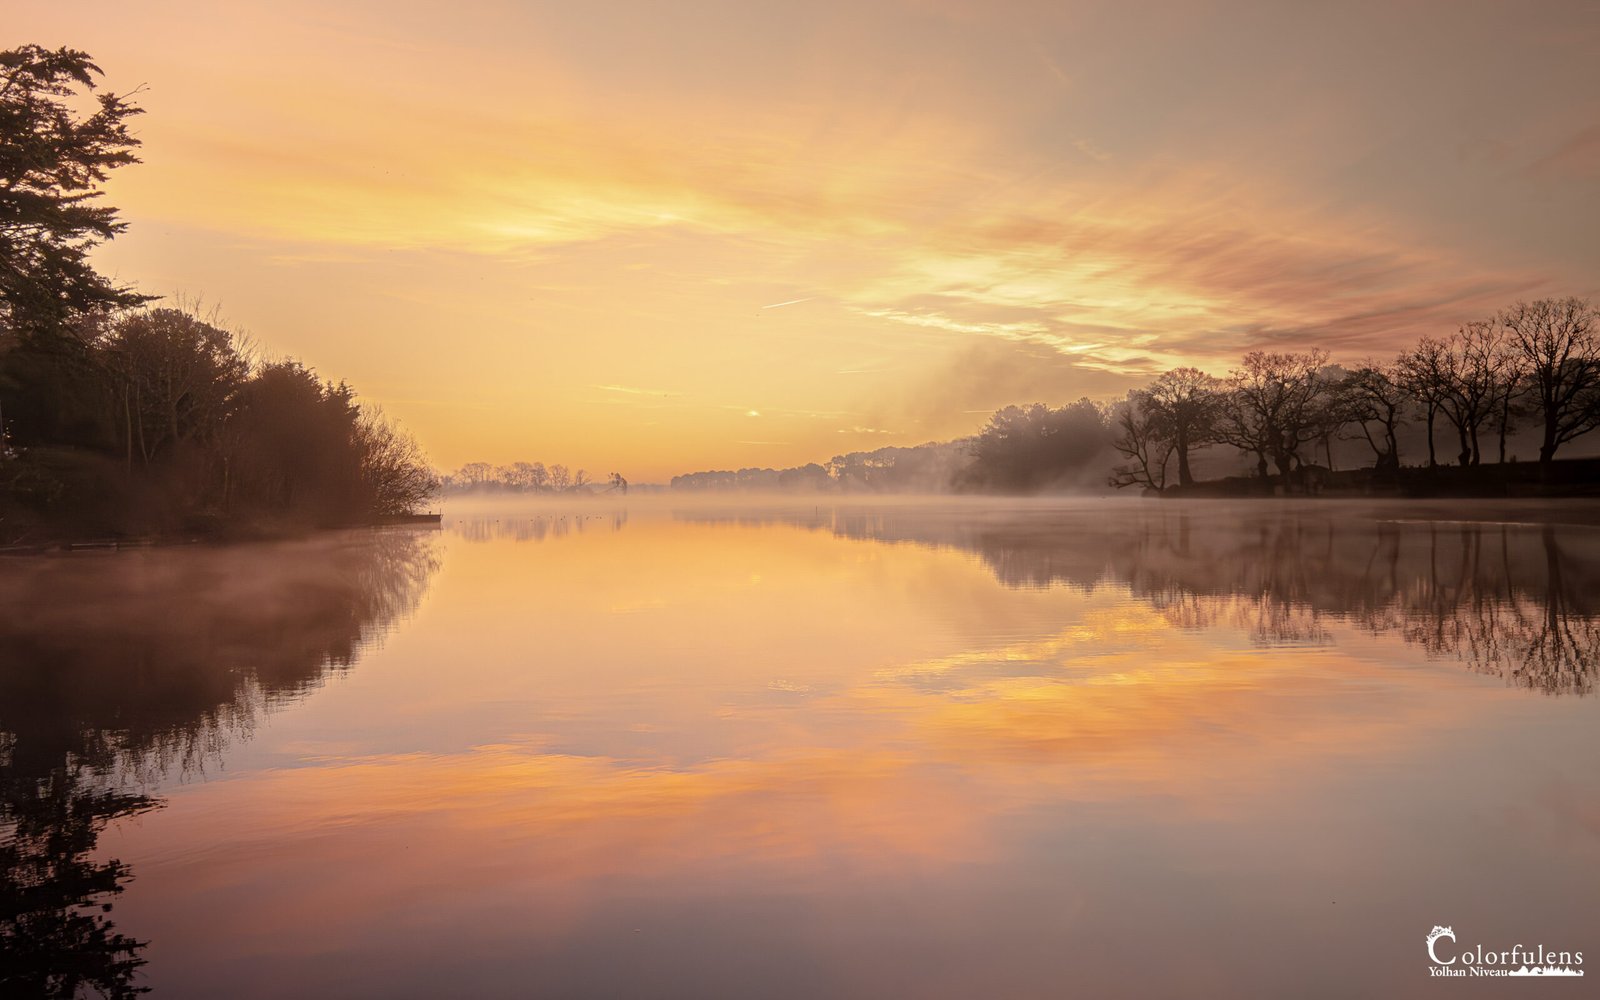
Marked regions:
[438,463,628,495]
[0,46,437,542]
[671,441,977,494]
[670,299,1600,496]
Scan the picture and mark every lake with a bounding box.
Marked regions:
[3,498,1598,997]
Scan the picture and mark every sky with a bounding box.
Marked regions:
[17,0,1600,480]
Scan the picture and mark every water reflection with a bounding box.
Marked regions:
[448,509,629,543]
[4,503,1598,997]
[678,502,1600,695]
[0,529,440,997]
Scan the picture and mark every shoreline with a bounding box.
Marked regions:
[0,512,442,556]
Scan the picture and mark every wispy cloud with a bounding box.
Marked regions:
[26,0,1597,477]
[593,384,682,397]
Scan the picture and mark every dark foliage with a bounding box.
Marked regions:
[0,46,435,540]
[0,46,152,334]
[1,308,437,541]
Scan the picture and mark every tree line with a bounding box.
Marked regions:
[0,45,437,540]
[669,297,1599,496]
[669,442,972,493]
[440,463,627,494]
[1108,297,1600,492]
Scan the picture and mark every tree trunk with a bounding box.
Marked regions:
[1539,403,1558,481]
[1426,407,1437,468]
[1176,428,1193,487]
[135,382,149,466]
[1273,448,1293,489]
[123,386,134,475]
[1497,398,1509,464]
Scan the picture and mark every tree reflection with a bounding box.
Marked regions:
[1391,524,1600,695]
[0,759,156,997]
[0,528,440,997]
[986,512,1598,694]
[448,509,629,543]
[681,504,1600,695]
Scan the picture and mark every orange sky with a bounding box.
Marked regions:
[17,1,1600,479]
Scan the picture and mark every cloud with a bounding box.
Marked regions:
[21,0,1598,476]
[862,336,1151,439]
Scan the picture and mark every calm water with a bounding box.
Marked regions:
[3,498,1599,997]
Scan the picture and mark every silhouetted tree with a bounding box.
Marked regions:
[1499,297,1600,474]
[355,410,437,516]
[0,46,151,336]
[1108,392,1173,491]
[1335,361,1407,475]
[1396,338,1453,468]
[1489,340,1530,465]
[100,307,247,472]
[0,48,436,538]
[226,362,357,521]
[1219,350,1331,486]
[1432,321,1514,467]
[1140,367,1222,486]
[502,461,545,491]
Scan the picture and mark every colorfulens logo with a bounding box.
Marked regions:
[1427,926,1584,978]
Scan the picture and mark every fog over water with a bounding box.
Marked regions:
[3,498,1598,997]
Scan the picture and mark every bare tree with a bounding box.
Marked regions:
[547,463,571,491]
[1108,392,1174,491]
[1436,321,1514,466]
[1141,367,1223,487]
[1489,345,1529,465]
[1499,298,1600,473]
[1335,361,1407,474]
[1216,390,1271,480]
[1218,350,1331,487]
[1395,338,1452,468]
[356,409,438,515]
[526,461,549,491]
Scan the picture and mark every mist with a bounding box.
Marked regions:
[6,7,1600,997]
